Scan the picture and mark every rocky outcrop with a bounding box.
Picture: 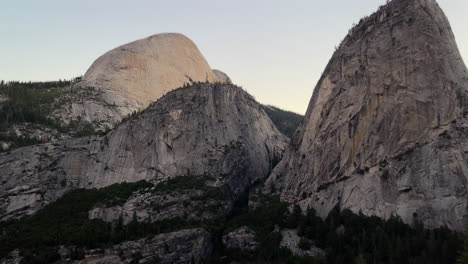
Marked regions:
[105,228,212,264]
[0,250,21,264]
[213,69,232,84]
[267,0,468,230]
[0,95,8,104]
[0,229,213,264]
[280,229,324,257]
[0,83,287,221]
[88,180,233,224]
[222,226,259,251]
[53,33,224,130]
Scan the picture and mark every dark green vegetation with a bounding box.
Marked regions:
[0,134,42,149]
[154,174,232,201]
[292,206,461,264]
[0,181,152,263]
[0,178,463,264]
[211,195,322,264]
[262,105,303,138]
[212,198,462,264]
[458,232,468,264]
[0,177,230,264]
[0,80,68,129]
[0,79,98,150]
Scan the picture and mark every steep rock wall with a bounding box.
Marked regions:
[267,0,468,230]
[0,83,287,221]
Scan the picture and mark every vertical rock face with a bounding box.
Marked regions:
[267,0,468,230]
[54,33,223,128]
[0,83,287,220]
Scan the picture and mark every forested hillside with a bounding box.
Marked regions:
[0,180,462,264]
[262,105,303,138]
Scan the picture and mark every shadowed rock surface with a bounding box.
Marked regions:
[88,176,234,224]
[3,229,212,264]
[267,0,468,230]
[280,229,325,257]
[222,226,259,251]
[0,83,287,221]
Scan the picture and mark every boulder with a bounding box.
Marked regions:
[222,226,259,251]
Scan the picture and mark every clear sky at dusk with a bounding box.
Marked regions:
[1,0,467,114]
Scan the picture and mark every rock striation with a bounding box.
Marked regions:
[53,33,225,129]
[0,83,287,221]
[267,0,468,230]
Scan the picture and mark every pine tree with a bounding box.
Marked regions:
[355,254,367,264]
[286,204,302,228]
[457,231,468,264]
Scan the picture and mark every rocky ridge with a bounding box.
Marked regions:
[0,82,287,221]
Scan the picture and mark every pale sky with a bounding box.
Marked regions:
[0,0,467,114]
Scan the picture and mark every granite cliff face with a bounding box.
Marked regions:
[0,83,287,221]
[267,0,468,230]
[53,33,223,129]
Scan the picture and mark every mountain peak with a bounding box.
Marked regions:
[267,0,468,230]
[50,33,226,131]
[82,32,219,107]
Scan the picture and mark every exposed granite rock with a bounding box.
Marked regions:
[280,229,324,257]
[12,123,70,142]
[0,142,10,151]
[19,228,212,264]
[53,33,223,130]
[0,250,21,264]
[267,0,468,230]
[110,228,212,264]
[0,123,72,152]
[0,95,8,104]
[0,83,287,221]
[213,69,233,84]
[222,226,259,251]
[75,256,121,264]
[89,185,233,224]
[51,85,121,131]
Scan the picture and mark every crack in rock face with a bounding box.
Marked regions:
[266,0,468,230]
